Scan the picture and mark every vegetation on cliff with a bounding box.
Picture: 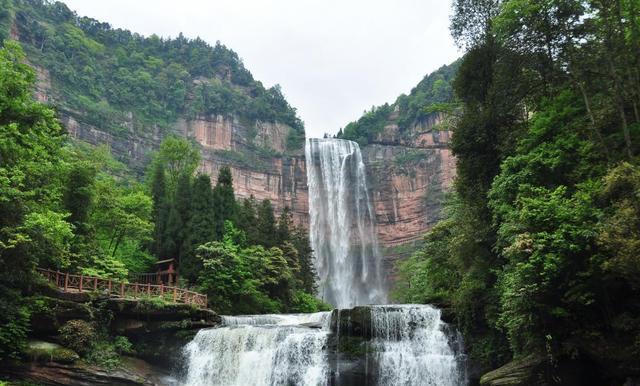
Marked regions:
[395,0,640,382]
[1,0,305,151]
[337,60,459,146]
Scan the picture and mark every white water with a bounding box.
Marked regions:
[305,138,386,308]
[370,305,466,386]
[181,138,466,386]
[182,313,331,386]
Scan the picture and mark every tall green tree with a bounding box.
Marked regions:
[182,174,216,283]
[150,162,168,256]
[256,199,277,247]
[236,195,259,245]
[63,162,96,235]
[212,166,236,239]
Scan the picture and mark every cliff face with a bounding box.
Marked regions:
[362,111,456,264]
[31,64,309,226]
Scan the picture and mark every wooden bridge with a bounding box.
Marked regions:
[36,268,208,308]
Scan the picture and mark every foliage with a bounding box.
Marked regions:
[290,291,333,313]
[197,219,322,315]
[395,0,640,378]
[112,335,134,355]
[0,41,159,359]
[0,40,65,360]
[212,166,237,239]
[58,319,96,355]
[338,61,459,144]
[6,0,305,149]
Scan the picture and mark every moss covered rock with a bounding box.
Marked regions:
[23,340,79,364]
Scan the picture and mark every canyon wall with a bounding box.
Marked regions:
[362,111,456,265]
[32,65,309,226]
[34,65,453,271]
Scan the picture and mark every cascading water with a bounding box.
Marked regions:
[179,137,467,386]
[182,313,331,386]
[305,138,386,308]
[370,305,466,386]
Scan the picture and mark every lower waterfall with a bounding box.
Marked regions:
[181,306,465,386]
[370,305,465,386]
[182,313,331,386]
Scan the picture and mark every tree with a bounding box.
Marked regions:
[236,196,259,244]
[155,135,200,192]
[291,225,317,294]
[63,162,96,235]
[0,41,67,360]
[182,174,216,283]
[276,206,293,246]
[150,162,168,256]
[256,199,277,247]
[90,178,153,260]
[212,166,236,239]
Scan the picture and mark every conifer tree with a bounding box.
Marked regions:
[182,174,216,283]
[237,195,259,244]
[276,206,293,246]
[174,171,192,262]
[162,203,181,260]
[150,162,168,256]
[212,166,236,239]
[291,226,317,294]
[256,199,277,247]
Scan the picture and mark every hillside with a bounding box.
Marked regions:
[2,0,304,154]
[337,60,459,146]
[1,0,310,223]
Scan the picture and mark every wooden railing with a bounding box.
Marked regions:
[36,268,207,309]
[129,271,177,286]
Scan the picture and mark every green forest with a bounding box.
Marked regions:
[393,0,640,382]
[2,0,640,384]
[0,39,325,363]
[0,0,305,150]
[337,61,459,146]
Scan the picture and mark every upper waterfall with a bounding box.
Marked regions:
[305,138,386,308]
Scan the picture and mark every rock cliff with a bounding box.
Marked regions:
[34,64,451,271]
[362,111,456,266]
[31,63,309,226]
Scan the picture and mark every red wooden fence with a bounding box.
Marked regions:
[36,268,207,308]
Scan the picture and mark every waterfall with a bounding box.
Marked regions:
[305,138,386,308]
[182,313,332,386]
[180,138,467,386]
[370,305,466,386]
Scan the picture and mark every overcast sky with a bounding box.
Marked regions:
[61,0,460,138]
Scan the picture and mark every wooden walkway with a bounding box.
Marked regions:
[36,268,207,308]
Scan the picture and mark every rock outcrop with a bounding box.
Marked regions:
[362,112,456,269]
[2,290,219,386]
[4,356,172,386]
[29,61,309,225]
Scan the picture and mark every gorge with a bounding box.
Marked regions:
[7,0,640,385]
[179,138,466,385]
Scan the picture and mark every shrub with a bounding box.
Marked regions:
[85,341,120,369]
[290,291,332,313]
[113,335,133,354]
[58,320,96,355]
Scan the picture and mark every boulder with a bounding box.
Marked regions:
[480,354,546,386]
[29,297,94,336]
[3,357,172,386]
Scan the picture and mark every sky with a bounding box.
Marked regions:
[61,0,461,138]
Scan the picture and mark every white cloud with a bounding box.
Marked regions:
[61,0,461,138]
